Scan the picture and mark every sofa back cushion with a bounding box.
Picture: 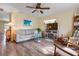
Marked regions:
[16,29,37,35]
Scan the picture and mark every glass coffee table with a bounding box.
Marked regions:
[54,40,79,56]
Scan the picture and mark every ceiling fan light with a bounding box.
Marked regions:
[36,9,39,13]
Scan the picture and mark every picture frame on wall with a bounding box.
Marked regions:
[24,19,32,26]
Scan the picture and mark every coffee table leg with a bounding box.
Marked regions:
[54,45,56,56]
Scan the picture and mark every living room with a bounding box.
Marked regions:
[0,3,79,56]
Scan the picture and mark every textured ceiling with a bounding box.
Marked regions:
[0,3,79,18]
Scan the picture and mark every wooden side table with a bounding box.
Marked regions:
[67,39,79,48]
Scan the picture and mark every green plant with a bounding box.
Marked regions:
[37,28,42,32]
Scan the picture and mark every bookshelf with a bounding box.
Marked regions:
[74,15,79,27]
[46,22,58,39]
[72,15,79,37]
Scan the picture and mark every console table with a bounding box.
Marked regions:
[46,30,57,39]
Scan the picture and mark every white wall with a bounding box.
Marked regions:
[38,10,74,36]
[11,10,76,36]
[0,21,5,33]
[11,12,40,30]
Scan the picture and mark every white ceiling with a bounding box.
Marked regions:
[0,3,79,18]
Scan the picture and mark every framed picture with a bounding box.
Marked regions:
[24,19,32,26]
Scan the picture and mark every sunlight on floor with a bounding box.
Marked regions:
[40,46,54,55]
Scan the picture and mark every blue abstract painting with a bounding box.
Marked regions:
[24,20,32,26]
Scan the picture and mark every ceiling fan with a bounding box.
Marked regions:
[26,3,50,14]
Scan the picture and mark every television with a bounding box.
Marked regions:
[24,20,32,26]
[47,23,58,30]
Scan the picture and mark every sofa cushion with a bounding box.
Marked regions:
[16,29,39,42]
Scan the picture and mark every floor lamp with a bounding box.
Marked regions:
[8,13,14,42]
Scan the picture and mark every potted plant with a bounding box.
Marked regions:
[37,28,42,33]
[36,28,42,42]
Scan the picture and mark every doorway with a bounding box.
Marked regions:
[4,23,16,43]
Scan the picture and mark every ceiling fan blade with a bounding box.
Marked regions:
[40,10,43,14]
[0,8,3,11]
[26,6,35,8]
[32,10,36,13]
[40,7,50,10]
